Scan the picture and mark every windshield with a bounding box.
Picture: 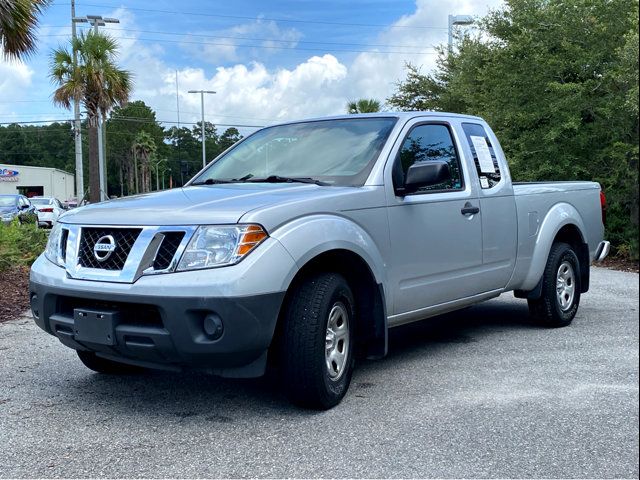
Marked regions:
[191,117,397,186]
[31,198,51,205]
[0,197,17,207]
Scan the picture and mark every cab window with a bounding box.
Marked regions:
[462,122,502,189]
[392,123,464,194]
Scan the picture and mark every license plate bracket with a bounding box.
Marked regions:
[73,309,119,346]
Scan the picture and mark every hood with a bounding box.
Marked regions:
[59,183,375,226]
[0,206,17,214]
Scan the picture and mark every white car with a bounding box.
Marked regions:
[31,197,65,228]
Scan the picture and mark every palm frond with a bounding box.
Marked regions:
[0,0,50,59]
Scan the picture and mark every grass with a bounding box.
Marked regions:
[0,220,49,272]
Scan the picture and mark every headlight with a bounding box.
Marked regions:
[176,224,268,271]
[44,222,65,266]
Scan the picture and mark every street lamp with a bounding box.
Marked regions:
[188,90,217,169]
[72,14,120,201]
[448,14,474,50]
[70,1,84,203]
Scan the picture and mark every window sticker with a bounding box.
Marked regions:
[479,176,490,189]
[470,135,495,173]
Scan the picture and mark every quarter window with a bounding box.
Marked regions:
[462,123,502,189]
[393,124,463,193]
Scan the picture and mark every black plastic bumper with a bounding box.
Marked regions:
[29,280,285,377]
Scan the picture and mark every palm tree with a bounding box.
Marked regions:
[132,131,156,194]
[346,98,382,114]
[0,0,49,59]
[50,31,132,202]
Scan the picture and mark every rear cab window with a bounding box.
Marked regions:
[393,123,464,194]
[461,123,501,189]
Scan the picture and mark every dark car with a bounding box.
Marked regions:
[0,194,38,225]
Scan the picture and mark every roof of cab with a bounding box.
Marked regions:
[266,111,485,127]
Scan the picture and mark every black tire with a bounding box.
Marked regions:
[280,272,355,409]
[528,242,581,327]
[76,350,146,374]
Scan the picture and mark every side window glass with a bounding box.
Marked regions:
[462,122,502,189]
[394,124,463,193]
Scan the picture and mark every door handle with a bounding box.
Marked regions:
[461,202,480,216]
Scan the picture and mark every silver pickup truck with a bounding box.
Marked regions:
[30,112,609,408]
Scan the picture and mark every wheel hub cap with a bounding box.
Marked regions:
[556,261,576,311]
[325,302,349,380]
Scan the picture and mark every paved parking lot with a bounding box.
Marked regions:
[0,267,638,478]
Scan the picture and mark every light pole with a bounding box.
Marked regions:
[188,90,216,169]
[448,14,474,50]
[70,1,85,203]
[72,14,120,201]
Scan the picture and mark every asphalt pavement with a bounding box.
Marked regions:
[0,266,638,478]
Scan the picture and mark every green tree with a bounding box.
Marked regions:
[0,122,74,172]
[346,98,382,114]
[0,0,48,59]
[50,31,132,202]
[218,127,242,152]
[106,100,164,196]
[388,0,639,258]
[131,131,156,194]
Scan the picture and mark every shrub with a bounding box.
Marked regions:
[0,220,49,271]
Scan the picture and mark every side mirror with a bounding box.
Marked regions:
[400,160,451,195]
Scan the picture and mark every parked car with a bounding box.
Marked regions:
[30,197,66,228]
[30,112,610,409]
[64,197,79,209]
[0,194,38,225]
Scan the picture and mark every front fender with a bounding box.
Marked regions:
[270,214,387,286]
[520,202,587,291]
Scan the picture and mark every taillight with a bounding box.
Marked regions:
[600,190,607,226]
[39,208,53,213]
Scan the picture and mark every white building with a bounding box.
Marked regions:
[0,164,75,201]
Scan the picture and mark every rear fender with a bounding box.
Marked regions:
[519,202,587,292]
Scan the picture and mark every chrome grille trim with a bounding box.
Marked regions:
[62,224,198,283]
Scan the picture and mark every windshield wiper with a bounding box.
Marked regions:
[191,174,254,186]
[190,178,234,186]
[248,175,329,186]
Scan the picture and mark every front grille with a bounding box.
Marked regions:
[153,232,185,270]
[78,228,141,270]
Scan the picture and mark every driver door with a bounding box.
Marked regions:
[385,121,484,320]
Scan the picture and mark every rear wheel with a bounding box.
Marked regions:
[76,350,146,374]
[528,242,581,327]
[280,272,355,409]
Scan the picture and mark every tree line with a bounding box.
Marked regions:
[0,101,242,197]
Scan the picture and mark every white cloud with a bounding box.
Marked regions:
[0,60,34,119]
[182,18,303,64]
[94,1,505,130]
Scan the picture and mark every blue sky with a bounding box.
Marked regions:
[0,0,504,133]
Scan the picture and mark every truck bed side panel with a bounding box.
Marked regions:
[507,182,603,291]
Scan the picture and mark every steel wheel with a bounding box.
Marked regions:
[556,260,576,311]
[325,302,350,380]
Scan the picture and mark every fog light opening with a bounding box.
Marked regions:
[203,313,224,340]
[30,293,39,320]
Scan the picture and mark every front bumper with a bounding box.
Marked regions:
[30,280,284,377]
[28,237,297,377]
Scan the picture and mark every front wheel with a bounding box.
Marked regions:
[528,242,581,327]
[280,272,355,409]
